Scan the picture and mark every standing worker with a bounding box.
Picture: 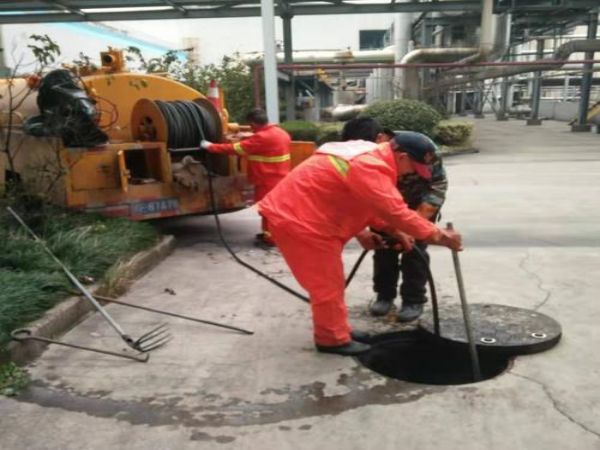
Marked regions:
[370,130,448,322]
[201,108,292,247]
[258,118,462,356]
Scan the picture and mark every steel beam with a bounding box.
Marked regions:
[0,1,484,24]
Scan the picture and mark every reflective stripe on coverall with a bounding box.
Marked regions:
[208,124,292,235]
[258,140,438,346]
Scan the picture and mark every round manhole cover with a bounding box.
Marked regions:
[419,303,562,355]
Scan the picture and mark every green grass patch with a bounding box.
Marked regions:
[0,362,29,396]
[0,201,158,352]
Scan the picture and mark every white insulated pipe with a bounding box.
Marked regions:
[260,0,279,123]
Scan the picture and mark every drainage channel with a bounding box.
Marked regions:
[358,304,562,386]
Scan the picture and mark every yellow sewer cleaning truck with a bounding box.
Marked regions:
[0,48,314,219]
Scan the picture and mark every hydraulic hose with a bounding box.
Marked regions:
[160,100,439,329]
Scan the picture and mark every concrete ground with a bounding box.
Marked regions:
[2,118,600,449]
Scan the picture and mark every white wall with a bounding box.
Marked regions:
[113,13,394,65]
[1,22,177,71]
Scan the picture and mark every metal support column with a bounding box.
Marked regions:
[474,84,485,118]
[497,77,510,120]
[260,0,279,123]
[527,38,544,126]
[459,88,467,116]
[282,11,295,121]
[572,11,598,132]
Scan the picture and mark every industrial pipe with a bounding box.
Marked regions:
[435,39,600,88]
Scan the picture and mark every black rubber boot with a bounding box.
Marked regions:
[316,340,371,356]
[370,298,394,316]
[350,330,371,343]
[397,303,424,322]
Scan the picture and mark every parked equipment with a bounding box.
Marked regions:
[0,48,315,220]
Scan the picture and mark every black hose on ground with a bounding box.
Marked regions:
[160,101,440,331]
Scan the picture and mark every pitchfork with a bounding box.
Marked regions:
[6,207,171,353]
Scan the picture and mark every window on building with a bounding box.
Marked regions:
[359,30,387,50]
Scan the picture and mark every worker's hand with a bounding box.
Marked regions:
[388,231,415,252]
[416,203,439,220]
[356,230,386,250]
[200,140,213,150]
[429,227,463,251]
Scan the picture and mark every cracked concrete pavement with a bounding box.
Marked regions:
[1,118,600,449]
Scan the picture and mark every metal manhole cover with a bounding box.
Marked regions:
[419,304,562,355]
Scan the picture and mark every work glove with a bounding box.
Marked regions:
[200,140,213,150]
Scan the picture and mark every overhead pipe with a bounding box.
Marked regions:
[400,48,479,98]
[242,47,396,65]
[456,0,511,65]
[434,39,600,88]
[401,0,511,98]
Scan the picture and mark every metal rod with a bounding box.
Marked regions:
[276,59,600,71]
[6,207,129,340]
[447,222,482,382]
[11,329,148,363]
[91,294,255,335]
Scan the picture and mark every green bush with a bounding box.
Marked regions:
[433,120,474,146]
[280,120,319,142]
[360,99,443,137]
[316,122,343,145]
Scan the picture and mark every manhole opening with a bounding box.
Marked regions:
[358,331,512,386]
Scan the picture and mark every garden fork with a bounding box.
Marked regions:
[6,207,171,353]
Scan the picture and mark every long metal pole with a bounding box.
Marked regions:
[260,0,279,123]
[282,11,295,121]
[91,294,254,335]
[572,11,598,132]
[11,329,148,363]
[447,222,482,382]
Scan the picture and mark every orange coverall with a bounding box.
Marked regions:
[207,124,291,236]
[258,140,438,346]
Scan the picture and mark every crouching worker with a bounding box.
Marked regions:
[257,117,462,357]
[370,130,448,322]
[201,108,292,247]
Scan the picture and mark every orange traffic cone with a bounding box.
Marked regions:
[207,79,221,112]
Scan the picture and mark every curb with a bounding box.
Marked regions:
[440,147,480,157]
[4,235,176,365]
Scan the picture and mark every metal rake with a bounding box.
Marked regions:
[7,207,171,354]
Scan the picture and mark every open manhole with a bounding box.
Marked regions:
[358,330,512,386]
[358,304,561,386]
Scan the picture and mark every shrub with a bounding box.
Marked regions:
[280,120,319,142]
[316,122,343,145]
[360,99,443,137]
[433,120,474,146]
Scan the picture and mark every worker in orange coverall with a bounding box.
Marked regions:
[201,108,292,247]
[258,117,462,356]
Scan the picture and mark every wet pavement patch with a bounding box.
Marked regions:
[358,330,512,386]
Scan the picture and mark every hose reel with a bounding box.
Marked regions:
[130,98,228,175]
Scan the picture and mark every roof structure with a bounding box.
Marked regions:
[0,0,596,25]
